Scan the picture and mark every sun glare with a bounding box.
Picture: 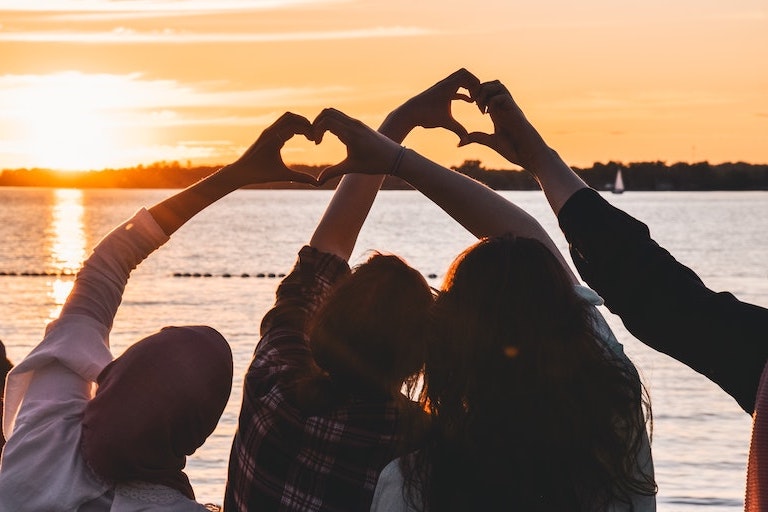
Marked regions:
[16,72,127,171]
[46,188,86,319]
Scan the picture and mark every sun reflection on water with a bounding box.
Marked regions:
[47,189,87,320]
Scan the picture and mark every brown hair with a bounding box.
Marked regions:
[308,252,433,397]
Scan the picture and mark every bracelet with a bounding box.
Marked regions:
[389,146,407,177]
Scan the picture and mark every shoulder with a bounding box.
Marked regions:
[572,284,631,362]
[371,458,412,512]
[572,284,604,306]
[113,481,210,511]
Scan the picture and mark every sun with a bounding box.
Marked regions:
[16,72,129,171]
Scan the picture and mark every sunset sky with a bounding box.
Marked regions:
[0,0,766,171]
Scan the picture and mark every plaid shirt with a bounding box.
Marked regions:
[225,246,421,512]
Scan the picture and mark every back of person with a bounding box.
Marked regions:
[230,359,420,510]
[226,248,432,512]
[380,236,656,512]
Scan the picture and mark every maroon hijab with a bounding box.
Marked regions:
[746,361,768,511]
[81,326,232,499]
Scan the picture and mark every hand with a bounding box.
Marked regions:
[464,81,551,170]
[386,68,480,144]
[312,108,403,184]
[225,112,317,185]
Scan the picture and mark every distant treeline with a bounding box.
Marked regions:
[1,160,767,191]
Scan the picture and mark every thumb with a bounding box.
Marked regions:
[453,92,473,103]
[445,118,469,146]
[461,131,496,149]
[317,163,348,185]
[288,170,319,186]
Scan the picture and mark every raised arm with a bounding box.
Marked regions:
[150,112,316,236]
[466,79,768,415]
[309,69,481,260]
[314,102,577,283]
[61,112,317,328]
[467,80,588,215]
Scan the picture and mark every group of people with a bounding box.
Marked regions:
[0,69,765,511]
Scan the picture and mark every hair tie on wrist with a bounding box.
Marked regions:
[390,146,407,177]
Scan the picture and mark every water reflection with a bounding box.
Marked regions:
[49,189,87,273]
[47,189,86,319]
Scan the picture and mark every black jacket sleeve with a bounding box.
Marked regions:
[558,188,768,414]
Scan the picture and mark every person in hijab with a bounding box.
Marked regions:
[0,113,316,511]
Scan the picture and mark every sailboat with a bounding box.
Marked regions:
[612,168,625,194]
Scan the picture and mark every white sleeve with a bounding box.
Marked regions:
[2,208,169,439]
[370,459,418,512]
[0,208,171,510]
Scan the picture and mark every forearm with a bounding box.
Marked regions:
[397,149,577,282]
[60,209,169,330]
[308,110,415,260]
[61,166,241,327]
[309,174,386,260]
[148,165,245,237]
[521,143,590,216]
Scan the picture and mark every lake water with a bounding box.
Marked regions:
[1,187,766,509]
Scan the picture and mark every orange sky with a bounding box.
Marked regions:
[0,0,766,171]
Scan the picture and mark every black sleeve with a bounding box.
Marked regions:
[558,188,768,414]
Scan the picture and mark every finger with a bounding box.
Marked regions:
[444,117,469,145]
[313,109,358,145]
[452,68,481,98]
[486,93,515,115]
[316,164,347,185]
[286,169,319,186]
[263,113,305,145]
[475,80,506,113]
[276,112,313,140]
[453,92,473,103]
[462,131,496,149]
[312,108,347,144]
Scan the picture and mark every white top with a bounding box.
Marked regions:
[370,285,656,512]
[0,209,209,511]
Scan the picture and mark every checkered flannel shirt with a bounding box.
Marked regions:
[225,245,416,512]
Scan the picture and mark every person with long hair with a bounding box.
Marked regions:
[463,78,768,510]
[0,113,316,511]
[223,78,476,511]
[313,72,656,511]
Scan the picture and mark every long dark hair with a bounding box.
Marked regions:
[404,235,655,511]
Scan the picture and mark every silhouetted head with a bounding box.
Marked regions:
[81,325,232,499]
[430,235,581,401]
[309,253,433,396]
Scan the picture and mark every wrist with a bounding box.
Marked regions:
[388,146,407,177]
[216,163,251,189]
[523,145,571,183]
[378,108,416,143]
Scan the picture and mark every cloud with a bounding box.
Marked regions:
[544,90,739,118]
[0,0,342,13]
[0,26,434,43]
[0,71,351,114]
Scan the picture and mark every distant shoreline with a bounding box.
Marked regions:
[1,160,767,191]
